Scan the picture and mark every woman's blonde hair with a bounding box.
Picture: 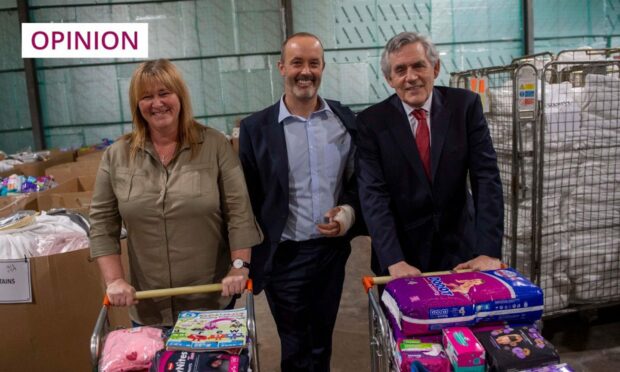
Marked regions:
[127,59,201,161]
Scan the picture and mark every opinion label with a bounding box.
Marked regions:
[22,23,148,58]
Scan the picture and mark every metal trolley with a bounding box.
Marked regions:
[90,280,260,372]
[450,51,620,317]
[362,275,399,372]
[362,271,477,372]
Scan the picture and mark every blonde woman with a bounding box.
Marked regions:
[89,59,262,326]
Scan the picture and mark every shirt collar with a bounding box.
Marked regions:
[278,95,333,123]
[401,91,433,119]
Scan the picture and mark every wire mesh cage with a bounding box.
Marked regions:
[538,60,620,314]
[449,64,539,280]
[451,51,620,316]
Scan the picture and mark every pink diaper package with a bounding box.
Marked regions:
[394,339,450,372]
[99,326,165,372]
[381,268,544,335]
[442,327,485,371]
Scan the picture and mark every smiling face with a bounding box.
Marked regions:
[137,82,181,132]
[386,41,440,108]
[278,35,325,103]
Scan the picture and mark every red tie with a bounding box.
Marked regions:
[412,109,431,181]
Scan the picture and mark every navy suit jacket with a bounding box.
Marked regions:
[239,99,363,293]
[356,86,503,275]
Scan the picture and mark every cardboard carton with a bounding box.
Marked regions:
[45,161,100,184]
[0,248,106,371]
[37,176,96,216]
[49,176,96,194]
[13,150,76,177]
[76,150,104,164]
[0,194,39,218]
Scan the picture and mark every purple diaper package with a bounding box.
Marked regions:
[382,268,544,335]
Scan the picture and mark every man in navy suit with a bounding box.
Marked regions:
[356,32,504,279]
[239,32,362,372]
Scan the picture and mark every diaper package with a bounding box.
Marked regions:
[442,327,485,371]
[382,269,544,335]
[474,325,560,372]
[394,339,450,372]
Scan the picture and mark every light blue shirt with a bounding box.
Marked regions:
[278,96,354,242]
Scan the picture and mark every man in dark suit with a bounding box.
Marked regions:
[356,31,504,278]
[239,32,362,372]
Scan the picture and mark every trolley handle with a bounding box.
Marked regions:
[362,263,509,293]
[102,279,254,306]
[362,270,463,293]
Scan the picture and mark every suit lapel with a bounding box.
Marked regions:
[430,88,450,182]
[387,95,432,192]
[265,103,289,193]
[328,100,355,133]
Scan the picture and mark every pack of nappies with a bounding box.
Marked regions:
[474,325,560,372]
[442,327,485,372]
[394,339,450,372]
[518,363,574,372]
[382,268,544,335]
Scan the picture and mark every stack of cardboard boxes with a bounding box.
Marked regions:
[0,149,130,371]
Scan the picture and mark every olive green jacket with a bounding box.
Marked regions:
[90,126,263,325]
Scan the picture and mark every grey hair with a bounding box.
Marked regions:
[380,32,439,78]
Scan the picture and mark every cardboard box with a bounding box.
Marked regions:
[37,176,96,216]
[45,161,100,184]
[76,150,104,164]
[0,248,107,371]
[0,168,19,178]
[0,194,39,218]
[13,150,76,177]
[49,176,96,194]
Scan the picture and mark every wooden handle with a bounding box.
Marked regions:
[362,269,475,293]
[103,280,253,305]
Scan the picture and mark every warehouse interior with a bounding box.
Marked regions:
[0,0,619,371]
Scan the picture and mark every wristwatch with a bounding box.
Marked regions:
[232,258,250,270]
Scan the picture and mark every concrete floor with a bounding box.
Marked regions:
[252,237,620,372]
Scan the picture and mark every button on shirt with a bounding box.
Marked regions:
[278,97,354,242]
[402,92,433,142]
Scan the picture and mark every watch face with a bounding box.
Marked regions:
[233,259,243,269]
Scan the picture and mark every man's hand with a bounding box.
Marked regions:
[453,255,503,271]
[317,206,342,237]
[222,268,249,297]
[106,278,137,306]
[388,261,422,278]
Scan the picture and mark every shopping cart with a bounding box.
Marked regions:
[362,270,477,372]
[90,280,260,372]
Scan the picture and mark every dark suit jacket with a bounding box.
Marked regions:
[239,99,363,293]
[356,86,503,275]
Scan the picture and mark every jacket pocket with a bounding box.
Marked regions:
[178,164,213,197]
[114,167,146,201]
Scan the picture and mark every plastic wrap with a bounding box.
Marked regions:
[382,269,544,336]
[0,212,89,259]
[99,326,164,372]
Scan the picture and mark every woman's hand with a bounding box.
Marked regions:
[106,278,138,306]
[221,268,249,297]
